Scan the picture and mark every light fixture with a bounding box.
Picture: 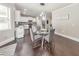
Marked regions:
[40,3,45,6]
[22,9,27,15]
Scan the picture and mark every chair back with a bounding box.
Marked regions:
[49,28,55,54]
[49,28,55,43]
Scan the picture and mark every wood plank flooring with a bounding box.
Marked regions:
[15,29,51,56]
[15,29,34,56]
[54,34,79,56]
[14,29,79,56]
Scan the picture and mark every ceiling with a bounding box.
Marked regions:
[15,3,71,17]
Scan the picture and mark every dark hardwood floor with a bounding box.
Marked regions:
[14,29,79,56]
[15,29,34,56]
[54,34,79,56]
[15,29,52,56]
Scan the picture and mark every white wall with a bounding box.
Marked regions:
[0,3,15,46]
[52,4,79,42]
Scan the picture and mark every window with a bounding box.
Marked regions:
[0,5,11,30]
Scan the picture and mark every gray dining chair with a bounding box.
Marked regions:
[30,27,42,49]
[44,28,55,55]
[49,28,55,54]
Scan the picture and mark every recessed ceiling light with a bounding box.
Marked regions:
[24,9,27,11]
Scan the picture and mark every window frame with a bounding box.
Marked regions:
[0,5,11,31]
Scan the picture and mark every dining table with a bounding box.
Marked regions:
[35,29,49,50]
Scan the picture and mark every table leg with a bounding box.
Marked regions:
[41,38,44,50]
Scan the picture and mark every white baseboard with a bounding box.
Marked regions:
[55,32,79,42]
[0,37,14,47]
